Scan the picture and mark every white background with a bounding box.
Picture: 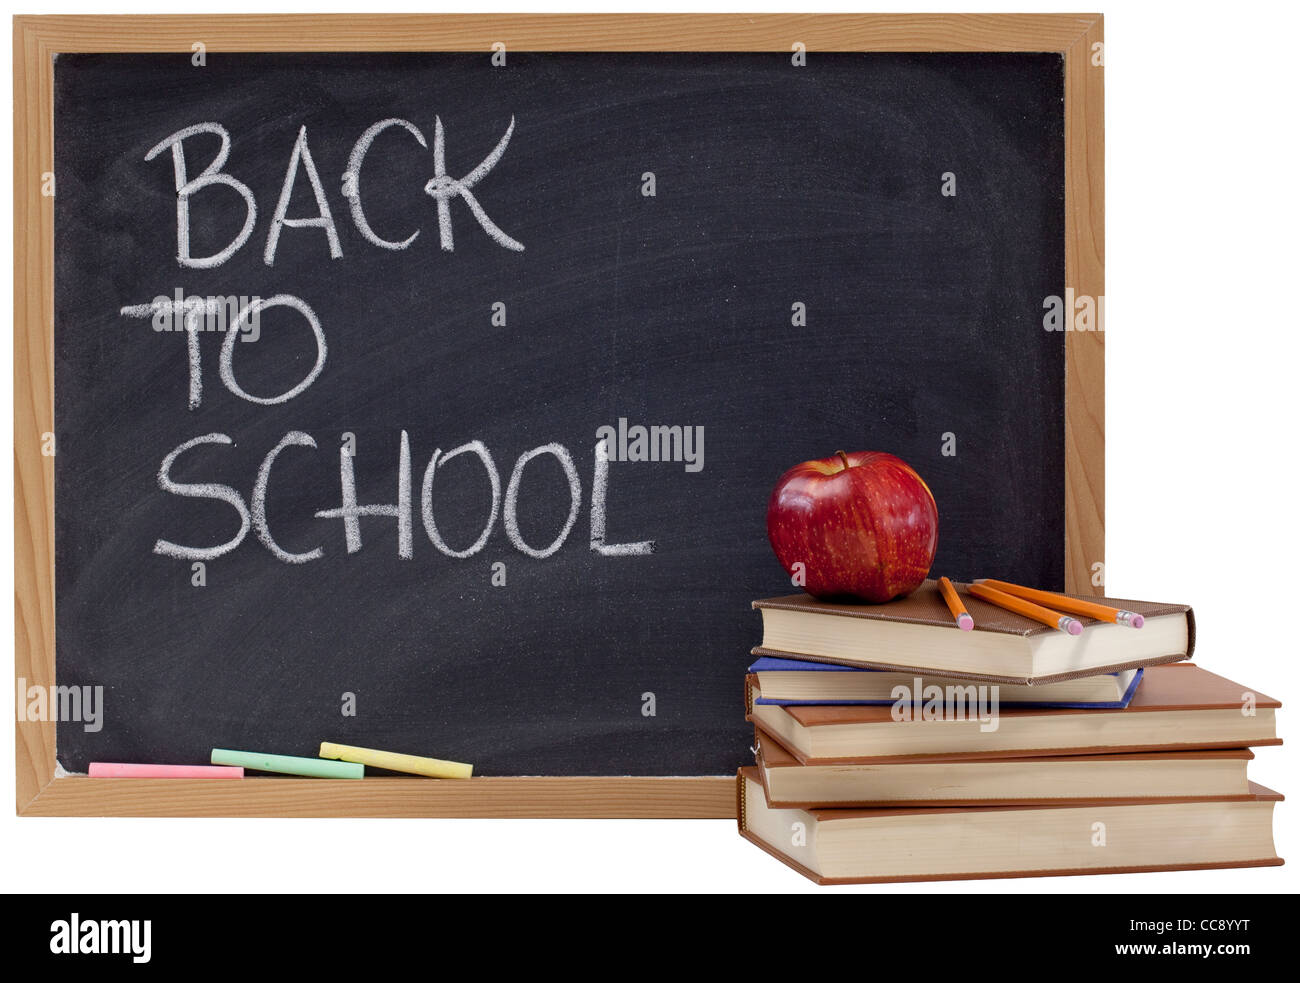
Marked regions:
[3,1,1297,893]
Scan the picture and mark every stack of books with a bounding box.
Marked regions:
[738,580,1284,884]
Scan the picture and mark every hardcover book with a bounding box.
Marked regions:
[737,768,1283,884]
[748,656,1143,708]
[753,580,1194,684]
[746,664,1280,763]
[752,729,1258,808]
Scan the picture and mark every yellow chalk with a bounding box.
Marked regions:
[318,742,473,779]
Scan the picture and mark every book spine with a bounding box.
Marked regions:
[736,770,747,832]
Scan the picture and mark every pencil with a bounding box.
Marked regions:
[976,578,1145,628]
[968,582,1082,636]
[938,576,974,631]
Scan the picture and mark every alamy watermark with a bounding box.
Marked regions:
[596,418,704,472]
[1043,289,1105,332]
[16,677,103,732]
[124,288,263,341]
[891,677,1000,733]
[50,914,150,963]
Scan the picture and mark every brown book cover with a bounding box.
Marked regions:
[752,579,1195,684]
[746,663,1282,764]
[754,580,1194,637]
[736,767,1285,885]
[753,727,1259,809]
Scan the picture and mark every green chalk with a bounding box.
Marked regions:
[211,748,363,779]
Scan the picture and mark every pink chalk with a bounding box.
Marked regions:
[957,612,975,631]
[89,762,243,779]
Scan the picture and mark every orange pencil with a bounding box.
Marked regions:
[968,582,1082,636]
[976,579,1145,628]
[938,577,974,631]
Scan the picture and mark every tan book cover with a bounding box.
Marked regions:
[746,663,1282,764]
[754,728,1258,809]
[737,768,1284,885]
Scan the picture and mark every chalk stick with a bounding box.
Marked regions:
[319,742,473,779]
[211,748,363,779]
[90,762,244,779]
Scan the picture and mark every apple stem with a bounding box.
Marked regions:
[836,450,851,471]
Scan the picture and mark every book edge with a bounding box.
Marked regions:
[748,717,1283,766]
[750,647,1194,686]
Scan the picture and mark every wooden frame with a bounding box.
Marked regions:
[13,13,1104,818]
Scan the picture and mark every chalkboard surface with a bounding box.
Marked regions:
[54,52,1064,776]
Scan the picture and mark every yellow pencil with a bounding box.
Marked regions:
[938,577,974,631]
[319,742,472,779]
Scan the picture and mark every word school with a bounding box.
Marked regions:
[154,435,656,564]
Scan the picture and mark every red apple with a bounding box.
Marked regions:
[766,450,938,603]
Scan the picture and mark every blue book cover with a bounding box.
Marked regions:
[748,656,1144,709]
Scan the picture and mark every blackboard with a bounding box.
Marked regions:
[52,50,1065,779]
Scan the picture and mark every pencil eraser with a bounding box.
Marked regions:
[957,613,974,631]
[1130,614,1145,629]
[1066,619,1084,635]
